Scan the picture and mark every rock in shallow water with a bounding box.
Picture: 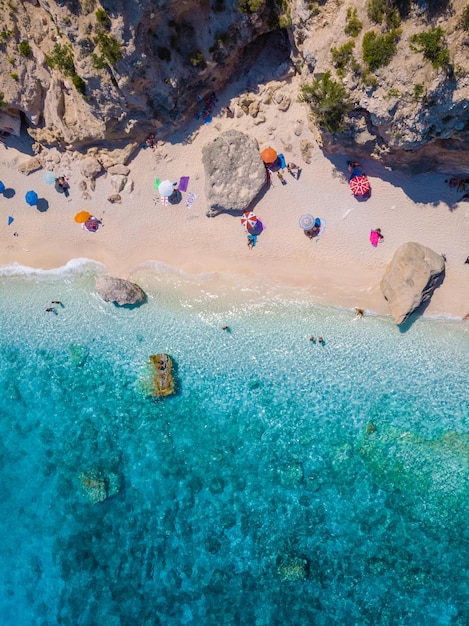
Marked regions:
[79,469,120,504]
[95,276,146,306]
[380,242,445,325]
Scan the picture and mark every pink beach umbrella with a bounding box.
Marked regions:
[349,175,371,196]
[241,211,258,230]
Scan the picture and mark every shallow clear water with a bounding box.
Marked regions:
[0,262,468,625]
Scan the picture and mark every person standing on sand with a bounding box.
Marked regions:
[355,308,364,318]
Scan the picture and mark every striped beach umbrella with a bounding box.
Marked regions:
[241,211,258,230]
[298,214,314,230]
[349,175,371,196]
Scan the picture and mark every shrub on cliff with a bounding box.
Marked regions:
[300,71,352,133]
[410,27,450,69]
[362,29,401,72]
[238,0,265,13]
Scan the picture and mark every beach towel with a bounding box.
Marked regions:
[186,192,196,208]
[316,219,326,241]
[154,177,160,190]
[370,230,381,247]
[160,196,168,206]
[8,216,14,225]
[179,176,190,192]
[247,234,257,247]
[277,153,287,169]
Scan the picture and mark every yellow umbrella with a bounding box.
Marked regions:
[74,211,91,223]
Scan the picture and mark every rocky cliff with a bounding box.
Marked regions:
[1,1,469,171]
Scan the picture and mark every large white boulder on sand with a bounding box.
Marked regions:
[380,242,445,324]
[202,130,266,216]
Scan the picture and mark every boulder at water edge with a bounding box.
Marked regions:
[202,129,266,216]
[380,242,445,324]
[95,276,146,306]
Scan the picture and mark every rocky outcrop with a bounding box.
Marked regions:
[202,130,266,216]
[1,1,469,171]
[148,354,175,397]
[79,469,120,504]
[380,242,445,324]
[95,276,146,306]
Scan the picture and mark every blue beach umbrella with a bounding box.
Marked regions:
[0,181,5,194]
[298,214,314,230]
[25,190,38,206]
[43,171,56,185]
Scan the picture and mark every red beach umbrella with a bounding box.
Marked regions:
[241,211,258,230]
[349,175,371,196]
[261,147,277,164]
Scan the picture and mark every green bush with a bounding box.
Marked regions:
[189,50,206,68]
[72,74,86,95]
[367,0,400,28]
[95,31,122,64]
[410,27,450,69]
[10,72,18,81]
[362,29,401,71]
[0,92,6,109]
[95,7,111,29]
[18,41,31,57]
[300,70,352,132]
[344,8,362,37]
[91,53,106,70]
[46,43,76,76]
[461,5,469,30]
[331,40,355,76]
[413,83,425,100]
[238,0,265,13]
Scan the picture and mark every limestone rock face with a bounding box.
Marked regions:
[95,276,146,306]
[380,243,445,325]
[202,130,266,216]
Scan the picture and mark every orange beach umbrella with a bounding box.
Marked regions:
[74,211,92,223]
[261,147,277,164]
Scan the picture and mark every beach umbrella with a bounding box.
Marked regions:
[241,211,258,230]
[43,171,56,185]
[298,214,315,230]
[25,190,38,206]
[349,175,371,196]
[158,179,175,197]
[261,147,277,164]
[74,210,92,223]
[0,181,5,193]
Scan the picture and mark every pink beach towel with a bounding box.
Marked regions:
[179,176,190,192]
[370,230,381,247]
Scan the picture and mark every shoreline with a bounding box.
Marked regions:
[0,256,467,323]
[1,71,468,321]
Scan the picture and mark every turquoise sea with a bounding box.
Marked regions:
[0,261,468,625]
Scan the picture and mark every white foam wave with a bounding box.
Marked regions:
[0,258,106,278]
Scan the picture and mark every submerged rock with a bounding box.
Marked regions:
[277,556,309,582]
[95,276,146,306]
[202,130,266,216]
[69,343,89,367]
[380,242,445,324]
[79,469,120,504]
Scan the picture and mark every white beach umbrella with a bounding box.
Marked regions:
[158,179,175,197]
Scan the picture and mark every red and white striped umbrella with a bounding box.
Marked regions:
[241,211,258,230]
[349,175,371,196]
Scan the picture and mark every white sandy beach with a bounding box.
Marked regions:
[1,69,468,319]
